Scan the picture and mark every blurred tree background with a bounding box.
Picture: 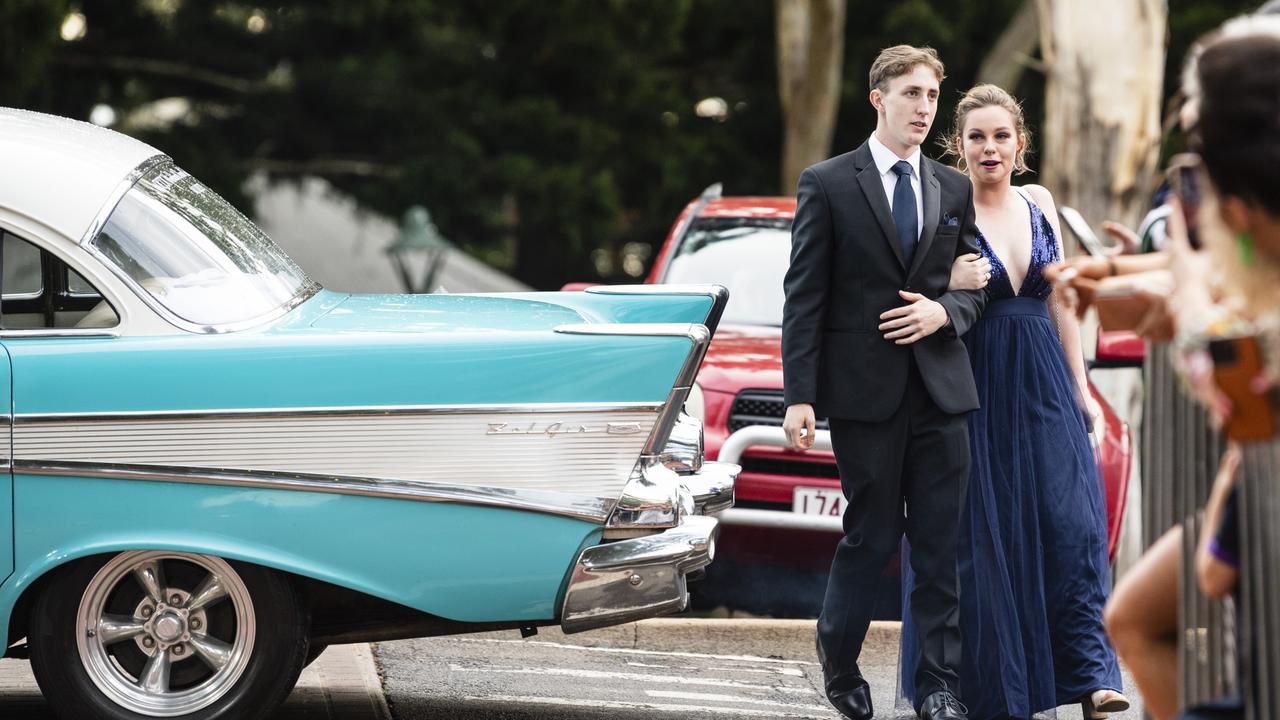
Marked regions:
[0,0,1259,289]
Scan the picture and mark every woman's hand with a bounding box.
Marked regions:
[1083,392,1104,436]
[949,253,991,291]
[1102,220,1142,255]
[1045,261,1102,318]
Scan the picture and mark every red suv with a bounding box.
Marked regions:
[643,185,1132,617]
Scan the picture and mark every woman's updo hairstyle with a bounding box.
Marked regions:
[940,84,1032,175]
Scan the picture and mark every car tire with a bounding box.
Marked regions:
[29,551,309,720]
[302,642,328,668]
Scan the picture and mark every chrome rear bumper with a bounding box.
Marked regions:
[560,515,718,633]
[682,460,738,515]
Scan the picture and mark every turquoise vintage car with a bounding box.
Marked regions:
[0,108,736,720]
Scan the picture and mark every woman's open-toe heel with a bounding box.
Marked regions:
[1082,689,1131,718]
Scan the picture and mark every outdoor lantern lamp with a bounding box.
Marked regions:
[387,205,451,294]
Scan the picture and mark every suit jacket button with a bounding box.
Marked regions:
[905,285,915,292]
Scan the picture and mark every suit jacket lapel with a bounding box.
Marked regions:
[853,143,906,270]
[909,159,942,279]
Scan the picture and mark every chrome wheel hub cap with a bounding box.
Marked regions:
[76,552,256,717]
[152,613,184,643]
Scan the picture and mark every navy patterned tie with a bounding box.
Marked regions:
[891,160,918,268]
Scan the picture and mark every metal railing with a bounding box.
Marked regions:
[1142,343,1236,707]
[715,426,843,533]
[1239,440,1280,719]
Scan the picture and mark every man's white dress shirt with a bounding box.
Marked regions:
[867,133,924,240]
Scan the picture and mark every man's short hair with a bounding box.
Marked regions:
[869,45,945,92]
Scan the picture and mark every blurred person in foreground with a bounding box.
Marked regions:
[905,84,1127,720]
[1080,14,1280,720]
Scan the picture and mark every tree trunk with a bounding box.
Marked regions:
[776,0,846,194]
[976,1,1041,92]
[1036,0,1167,236]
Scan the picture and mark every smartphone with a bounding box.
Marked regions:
[1058,206,1109,258]
[1167,153,1203,251]
[1209,335,1276,441]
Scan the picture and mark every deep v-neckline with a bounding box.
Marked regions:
[978,192,1037,298]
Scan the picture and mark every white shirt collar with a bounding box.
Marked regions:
[868,133,920,179]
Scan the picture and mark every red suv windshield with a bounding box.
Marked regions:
[661,217,791,326]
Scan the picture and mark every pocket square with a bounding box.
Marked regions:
[941,212,960,226]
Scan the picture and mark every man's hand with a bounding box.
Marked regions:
[783,403,816,450]
[878,291,950,345]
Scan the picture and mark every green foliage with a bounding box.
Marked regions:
[0,0,1257,288]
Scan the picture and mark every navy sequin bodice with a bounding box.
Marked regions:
[976,194,1059,301]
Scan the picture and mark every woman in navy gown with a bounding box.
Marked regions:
[899,85,1129,719]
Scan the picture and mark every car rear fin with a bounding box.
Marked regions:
[552,322,710,455]
[582,284,728,339]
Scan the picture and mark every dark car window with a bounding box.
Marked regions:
[664,217,792,326]
[3,233,43,297]
[0,231,118,330]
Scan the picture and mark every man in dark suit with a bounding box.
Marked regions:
[782,45,985,720]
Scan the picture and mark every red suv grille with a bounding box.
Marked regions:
[728,390,830,433]
[740,456,840,479]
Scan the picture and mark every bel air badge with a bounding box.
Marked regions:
[487,421,644,437]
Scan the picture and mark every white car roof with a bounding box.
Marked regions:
[0,107,161,243]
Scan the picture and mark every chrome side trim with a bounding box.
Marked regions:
[16,401,664,423]
[0,329,120,339]
[17,461,615,523]
[15,407,658,498]
[560,515,718,633]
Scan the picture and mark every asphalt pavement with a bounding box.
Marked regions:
[0,620,1145,719]
[376,621,1144,720]
[0,643,390,720]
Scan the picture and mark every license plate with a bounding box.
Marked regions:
[792,486,844,517]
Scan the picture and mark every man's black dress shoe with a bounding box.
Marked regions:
[825,677,873,720]
[918,691,968,720]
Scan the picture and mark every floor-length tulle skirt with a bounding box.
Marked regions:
[899,297,1122,718]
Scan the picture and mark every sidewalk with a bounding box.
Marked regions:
[0,643,390,720]
[534,617,897,661]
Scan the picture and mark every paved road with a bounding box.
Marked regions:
[379,633,838,719]
[0,644,389,720]
[0,621,1145,719]
[376,623,1144,720]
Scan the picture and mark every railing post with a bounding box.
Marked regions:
[1240,439,1279,719]
[1141,342,1235,708]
